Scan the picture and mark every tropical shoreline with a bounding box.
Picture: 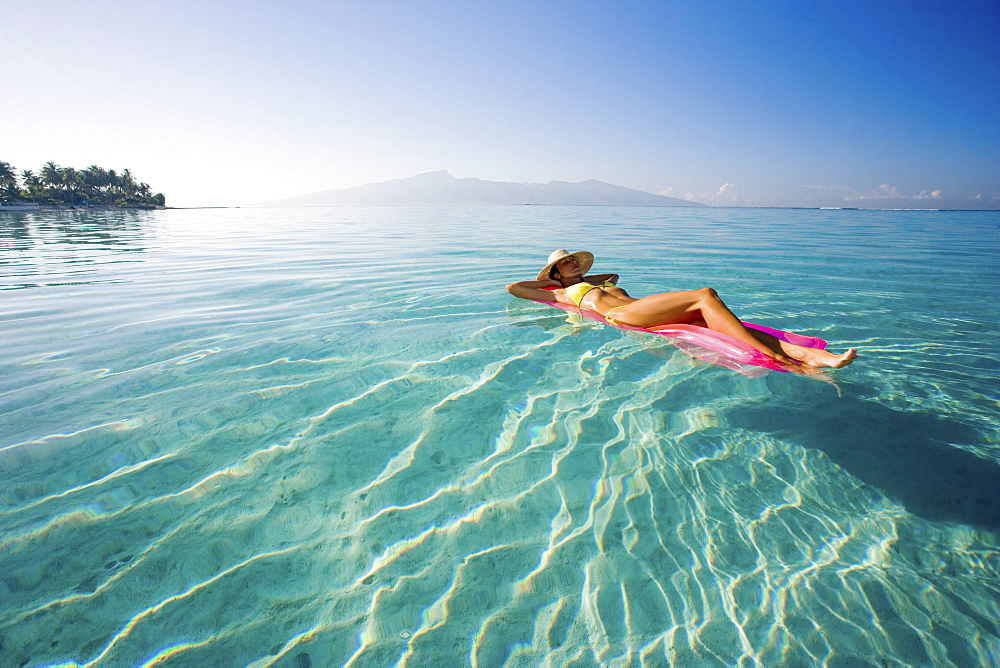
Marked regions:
[0,161,166,209]
[0,203,166,212]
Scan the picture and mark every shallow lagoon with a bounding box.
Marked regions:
[1,206,998,666]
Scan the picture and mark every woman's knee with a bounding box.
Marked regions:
[697,287,720,300]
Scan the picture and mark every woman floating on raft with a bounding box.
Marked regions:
[506,249,857,370]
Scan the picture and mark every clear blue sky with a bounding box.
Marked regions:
[3,0,998,208]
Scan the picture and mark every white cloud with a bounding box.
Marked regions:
[855,184,904,201]
[969,193,1000,203]
[691,182,740,204]
[715,183,738,201]
[849,184,949,202]
[658,186,675,196]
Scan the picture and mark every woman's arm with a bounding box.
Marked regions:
[586,273,619,285]
[506,279,563,302]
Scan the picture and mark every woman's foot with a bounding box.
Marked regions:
[829,348,858,368]
[794,346,857,368]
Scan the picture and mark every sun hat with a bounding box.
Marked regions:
[536,249,594,280]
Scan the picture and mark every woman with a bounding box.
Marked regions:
[506,249,857,369]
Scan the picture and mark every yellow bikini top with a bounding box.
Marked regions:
[564,281,615,307]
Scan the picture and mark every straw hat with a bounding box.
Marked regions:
[537,249,594,280]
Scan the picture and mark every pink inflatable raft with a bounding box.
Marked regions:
[533,290,827,374]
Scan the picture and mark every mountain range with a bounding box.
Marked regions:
[252,171,703,207]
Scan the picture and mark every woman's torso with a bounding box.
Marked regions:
[558,282,635,315]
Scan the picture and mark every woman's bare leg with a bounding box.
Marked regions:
[610,288,797,364]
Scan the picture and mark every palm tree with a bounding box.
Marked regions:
[120,168,137,205]
[104,169,119,204]
[21,170,42,202]
[80,165,109,202]
[40,162,60,187]
[58,167,78,205]
[0,161,18,201]
[40,162,61,204]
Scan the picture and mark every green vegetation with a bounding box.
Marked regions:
[0,160,165,207]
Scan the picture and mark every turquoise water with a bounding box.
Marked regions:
[1,206,998,666]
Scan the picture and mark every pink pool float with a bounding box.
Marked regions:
[533,295,827,374]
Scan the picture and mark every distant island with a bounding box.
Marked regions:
[0,160,165,209]
[253,171,705,207]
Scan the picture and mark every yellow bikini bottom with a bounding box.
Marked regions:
[604,305,630,326]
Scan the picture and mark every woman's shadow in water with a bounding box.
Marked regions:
[726,380,1000,533]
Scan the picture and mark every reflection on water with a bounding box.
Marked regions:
[0,209,154,246]
[0,207,998,665]
[0,210,153,290]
